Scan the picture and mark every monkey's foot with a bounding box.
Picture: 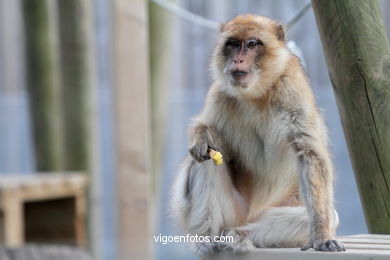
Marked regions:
[301,239,345,252]
[219,229,255,254]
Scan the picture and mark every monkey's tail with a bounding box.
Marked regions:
[237,206,310,248]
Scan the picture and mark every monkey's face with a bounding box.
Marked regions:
[212,15,289,98]
[222,37,264,87]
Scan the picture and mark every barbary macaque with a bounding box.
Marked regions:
[171,14,345,255]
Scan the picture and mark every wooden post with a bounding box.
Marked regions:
[75,189,87,248]
[149,1,174,191]
[56,0,101,258]
[311,0,390,233]
[3,191,23,246]
[57,0,90,171]
[0,0,26,93]
[112,0,152,259]
[21,0,65,171]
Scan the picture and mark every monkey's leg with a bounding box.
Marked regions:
[293,136,345,252]
[233,206,310,248]
[171,156,251,255]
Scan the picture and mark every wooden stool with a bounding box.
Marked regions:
[0,173,87,247]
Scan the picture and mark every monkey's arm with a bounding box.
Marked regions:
[289,114,345,252]
[188,85,223,162]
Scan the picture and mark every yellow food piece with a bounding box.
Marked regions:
[209,149,223,166]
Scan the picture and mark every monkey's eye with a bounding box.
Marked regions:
[247,39,261,48]
[225,39,241,48]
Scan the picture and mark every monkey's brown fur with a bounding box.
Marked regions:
[171,14,344,255]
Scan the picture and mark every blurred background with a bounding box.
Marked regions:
[0,0,390,260]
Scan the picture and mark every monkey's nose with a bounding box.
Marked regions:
[234,59,244,63]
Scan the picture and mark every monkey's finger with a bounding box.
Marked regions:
[203,155,211,160]
[317,240,341,252]
[326,240,337,252]
[320,242,330,252]
[300,243,312,251]
[334,240,346,252]
[208,144,216,151]
[201,151,211,160]
[200,143,210,159]
[189,142,210,162]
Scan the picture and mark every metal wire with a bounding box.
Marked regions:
[286,1,312,30]
[150,0,311,31]
[150,0,220,30]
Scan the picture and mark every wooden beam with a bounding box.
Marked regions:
[112,0,152,259]
[311,0,390,233]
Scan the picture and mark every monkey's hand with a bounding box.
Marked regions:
[188,125,216,163]
[189,139,216,163]
[301,238,345,252]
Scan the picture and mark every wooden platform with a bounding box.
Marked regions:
[0,244,91,260]
[204,234,390,260]
[0,173,87,247]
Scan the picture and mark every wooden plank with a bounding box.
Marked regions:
[0,174,87,204]
[0,173,86,189]
[205,248,390,260]
[339,237,390,244]
[203,235,390,260]
[18,187,84,203]
[112,0,151,259]
[0,245,92,260]
[344,234,390,240]
[342,243,390,250]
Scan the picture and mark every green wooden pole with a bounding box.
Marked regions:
[312,0,390,233]
[57,0,91,171]
[56,1,102,258]
[22,0,65,171]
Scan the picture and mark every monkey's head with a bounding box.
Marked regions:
[212,14,290,98]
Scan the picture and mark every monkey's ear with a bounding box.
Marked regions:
[275,24,285,42]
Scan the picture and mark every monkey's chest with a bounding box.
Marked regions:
[232,129,296,173]
[221,116,299,193]
[227,126,299,210]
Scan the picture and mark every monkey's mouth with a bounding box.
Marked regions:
[231,70,248,81]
